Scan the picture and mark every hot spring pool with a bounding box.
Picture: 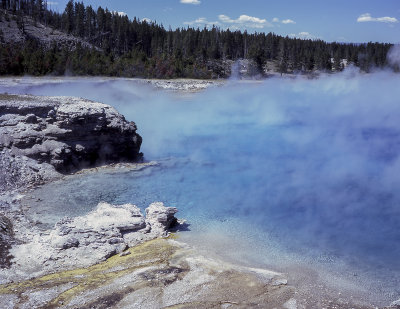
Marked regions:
[2,74,400,305]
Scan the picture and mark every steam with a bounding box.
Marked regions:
[388,44,400,68]
[1,70,400,303]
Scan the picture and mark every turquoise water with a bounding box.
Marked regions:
[2,74,400,304]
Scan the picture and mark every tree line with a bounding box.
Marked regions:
[0,0,395,78]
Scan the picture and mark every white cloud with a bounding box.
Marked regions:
[184,14,276,29]
[281,19,296,24]
[218,15,232,23]
[183,17,219,27]
[113,11,127,17]
[218,14,272,28]
[298,32,315,39]
[289,32,318,40]
[47,1,58,5]
[180,0,201,4]
[142,18,152,23]
[272,17,296,24]
[357,13,398,23]
[193,17,207,23]
[184,14,273,29]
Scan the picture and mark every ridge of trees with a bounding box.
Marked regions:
[0,0,395,78]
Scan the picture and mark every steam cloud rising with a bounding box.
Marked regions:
[388,44,400,68]
[1,71,400,302]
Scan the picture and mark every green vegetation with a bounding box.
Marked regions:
[0,0,395,78]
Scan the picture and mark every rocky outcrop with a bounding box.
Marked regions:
[0,94,142,182]
[0,147,60,193]
[2,202,177,281]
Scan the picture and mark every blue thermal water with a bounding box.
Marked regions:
[1,74,400,302]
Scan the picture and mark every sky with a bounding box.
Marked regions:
[47,0,400,43]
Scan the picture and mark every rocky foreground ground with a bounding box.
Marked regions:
[0,237,296,309]
[0,94,399,308]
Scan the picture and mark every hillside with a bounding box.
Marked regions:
[0,1,395,78]
[0,9,95,50]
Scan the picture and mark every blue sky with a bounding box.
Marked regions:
[48,0,400,43]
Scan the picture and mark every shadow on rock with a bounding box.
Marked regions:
[0,215,13,268]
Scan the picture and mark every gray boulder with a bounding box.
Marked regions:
[146,202,178,235]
